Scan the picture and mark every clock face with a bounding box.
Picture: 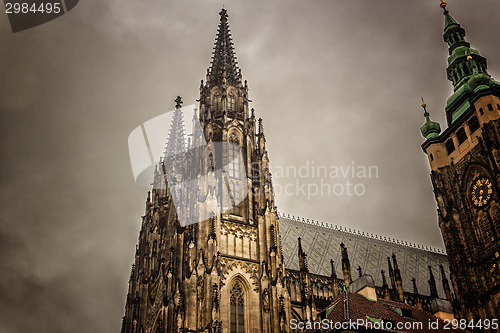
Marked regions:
[471,177,493,208]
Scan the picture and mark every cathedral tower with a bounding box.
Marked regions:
[121,9,290,333]
[420,1,500,321]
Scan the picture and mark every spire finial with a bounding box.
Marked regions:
[208,8,240,86]
[420,98,441,140]
[421,97,429,118]
[174,96,183,109]
[440,0,448,14]
[164,97,187,167]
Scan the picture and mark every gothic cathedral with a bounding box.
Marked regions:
[122,3,500,333]
[420,1,500,322]
[122,9,291,333]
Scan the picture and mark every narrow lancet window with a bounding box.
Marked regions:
[228,136,240,179]
[228,92,236,112]
[213,93,222,112]
[230,283,245,333]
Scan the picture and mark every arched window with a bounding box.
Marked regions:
[230,283,245,333]
[213,93,222,112]
[230,181,242,216]
[228,92,236,112]
[230,181,241,202]
[228,135,240,179]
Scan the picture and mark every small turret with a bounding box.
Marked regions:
[420,99,441,140]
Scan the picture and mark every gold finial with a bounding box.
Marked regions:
[421,97,426,109]
[465,49,472,61]
[440,0,447,9]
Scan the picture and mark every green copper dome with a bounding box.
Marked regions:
[438,1,497,126]
[420,102,441,140]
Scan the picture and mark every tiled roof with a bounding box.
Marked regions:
[314,292,467,333]
[279,214,451,298]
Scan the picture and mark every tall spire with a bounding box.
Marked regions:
[207,9,242,87]
[164,96,187,171]
[440,1,489,91]
[435,1,499,126]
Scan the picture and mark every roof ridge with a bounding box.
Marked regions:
[277,211,446,255]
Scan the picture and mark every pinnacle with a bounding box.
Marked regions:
[207,8,242,86]
[164,98,187,168]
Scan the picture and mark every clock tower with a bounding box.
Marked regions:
[420,1,500,321]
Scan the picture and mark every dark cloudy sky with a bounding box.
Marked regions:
[1,0,499,332]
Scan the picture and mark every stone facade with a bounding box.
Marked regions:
[419,2,500,321]
[121,5,499,333]
[121,9,290,333]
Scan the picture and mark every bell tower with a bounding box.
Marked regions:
[196,8,291,332]
[121,9,291,333]
[420,1,500,321]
